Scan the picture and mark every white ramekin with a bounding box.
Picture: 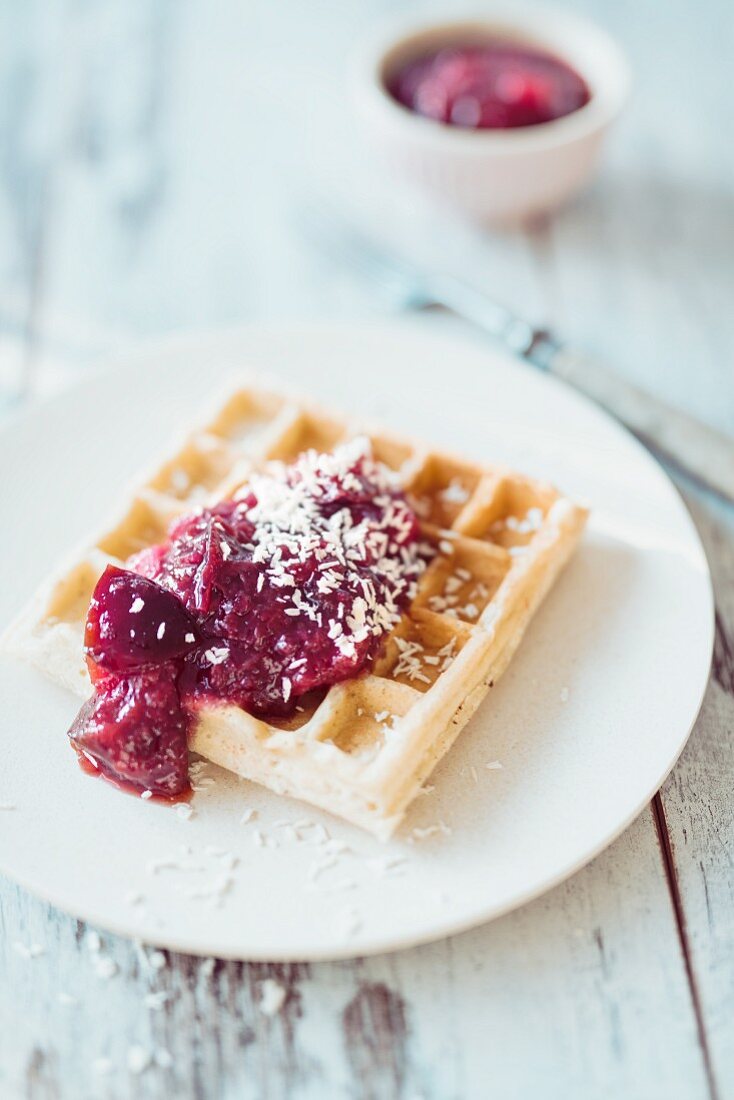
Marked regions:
[351,6,631,225]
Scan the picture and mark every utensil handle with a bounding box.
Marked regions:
[550,346,734,503]
[422,275,734,504]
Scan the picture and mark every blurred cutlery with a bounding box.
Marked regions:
[301,202,734,505]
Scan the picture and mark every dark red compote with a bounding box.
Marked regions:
[69,440,426,799]
[388,41,590,130]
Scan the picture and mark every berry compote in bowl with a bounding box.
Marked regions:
[352,5,630,224]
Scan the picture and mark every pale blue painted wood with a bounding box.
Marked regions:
[0,811,712,1100]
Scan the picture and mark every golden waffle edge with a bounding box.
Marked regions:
[2,378,588,839]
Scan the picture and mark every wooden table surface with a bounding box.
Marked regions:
[0,2,732,1098]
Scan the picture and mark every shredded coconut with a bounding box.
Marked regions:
[203,646,229,665]
[93,956,118,980]
[127,1045,151,1075]
[13,941,45,959]
[259,978,287,1016]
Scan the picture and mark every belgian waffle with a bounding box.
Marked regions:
[3,381,588,838]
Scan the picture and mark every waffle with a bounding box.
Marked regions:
[3,381,588,838]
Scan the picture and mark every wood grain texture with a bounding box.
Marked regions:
[0,811,713,1100]
[0,0,732,1097]
[658,496,734,1099]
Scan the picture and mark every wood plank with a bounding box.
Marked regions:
[0,3,68,402]
[0,808,711,1099]
[533,0,734,434]
[531,3,734,1094]
[38,0,554,339]
[657,494,734,1097]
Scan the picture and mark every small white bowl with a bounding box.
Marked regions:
[352,6,631,225]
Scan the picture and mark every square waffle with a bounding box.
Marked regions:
[3,381,588,838]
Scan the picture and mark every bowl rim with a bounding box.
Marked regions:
[351,4,632,153]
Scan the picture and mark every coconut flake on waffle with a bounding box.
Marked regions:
[7,379,588,836]
[393,637,432,685]
[237,437,428,661]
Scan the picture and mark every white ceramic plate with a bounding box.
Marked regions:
[0,321,713,961]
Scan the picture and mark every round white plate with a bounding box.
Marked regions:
[0,321,713,961]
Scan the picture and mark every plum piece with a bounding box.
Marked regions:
[69,665,191,797]
[85,565,200,676]
[72,447,427,799]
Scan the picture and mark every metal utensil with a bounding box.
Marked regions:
[302,202,734,505]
